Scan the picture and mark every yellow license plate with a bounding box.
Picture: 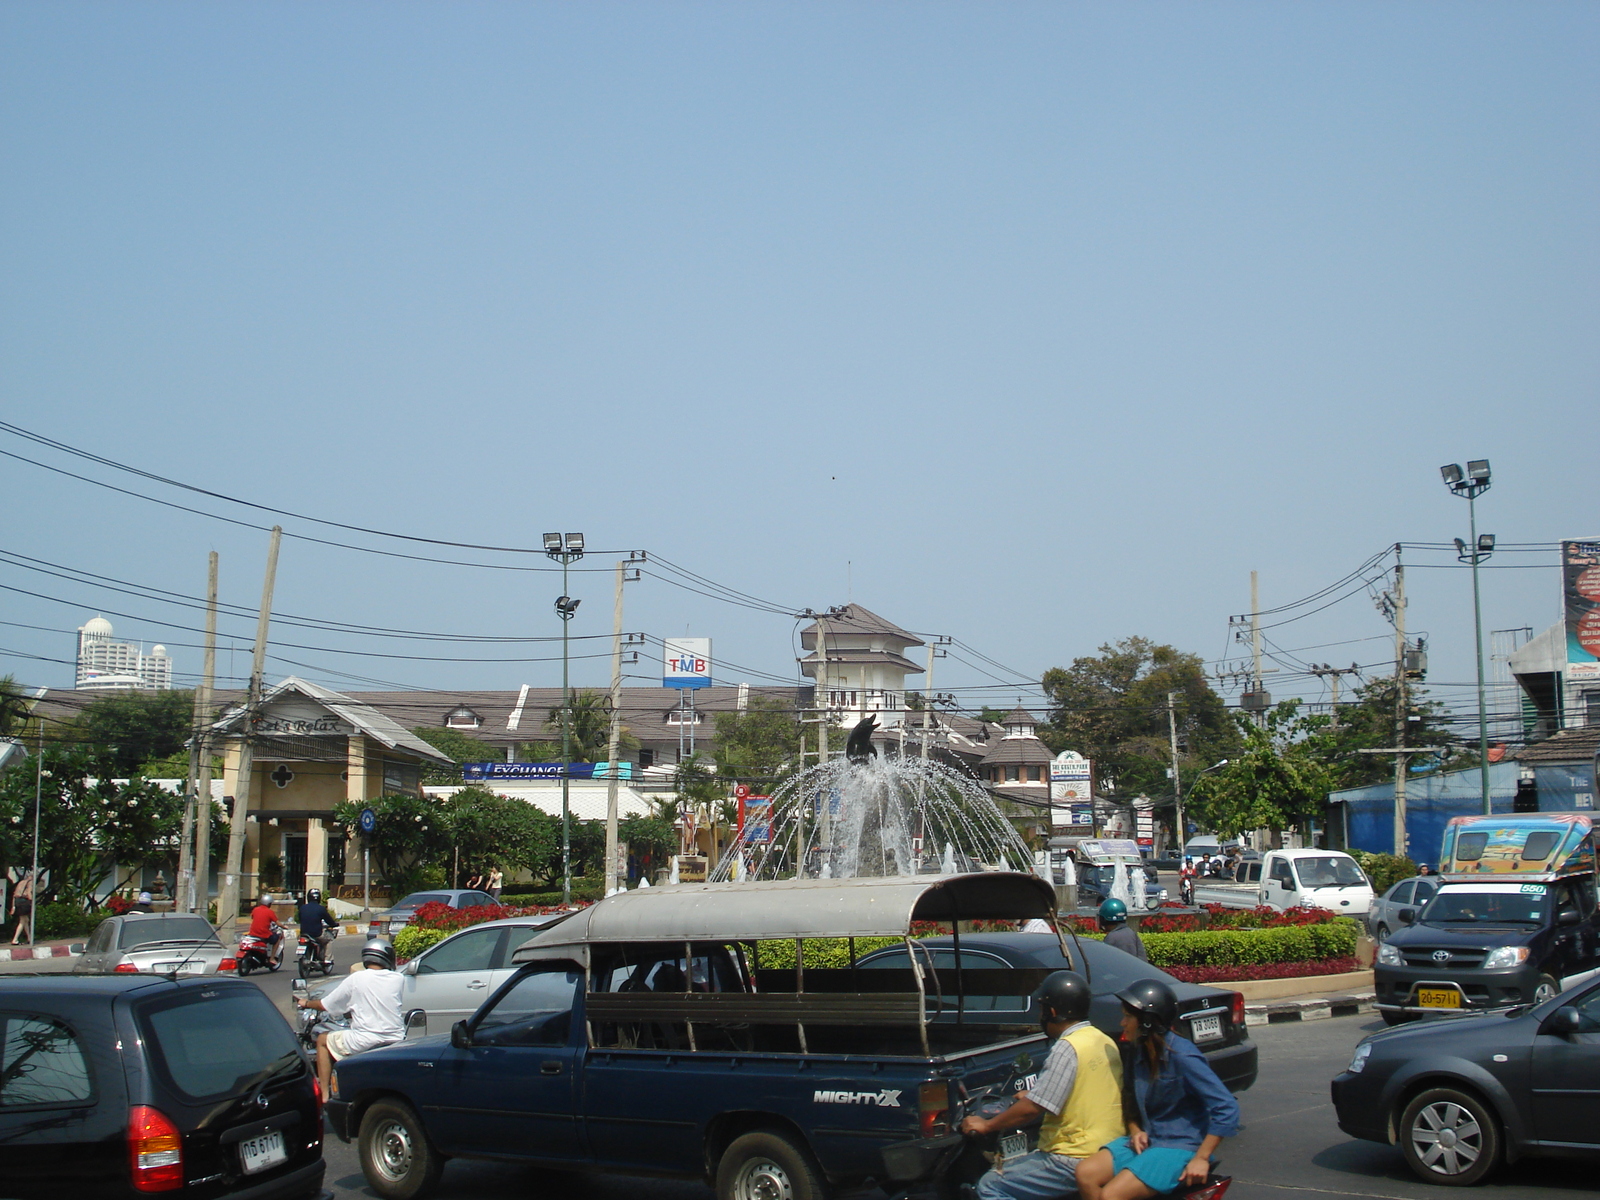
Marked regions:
[1417,987,1462,1009]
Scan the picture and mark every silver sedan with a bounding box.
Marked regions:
[72,912,230,976]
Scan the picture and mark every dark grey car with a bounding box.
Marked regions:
[365,888,501,939]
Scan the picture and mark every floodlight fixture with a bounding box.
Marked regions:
[1466,460,1491,483]
[1437,460,1495,816]
[565,532,585,553]
[543,532,562,551]
[1477,534,1495,553]
[1440,464,1463,485]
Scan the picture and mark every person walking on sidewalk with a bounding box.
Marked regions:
[487,867,503,902]
[9,870,35,945]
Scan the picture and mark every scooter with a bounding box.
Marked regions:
[290,978,349,1053]
[236,927,283,976]
[295,929,337,978]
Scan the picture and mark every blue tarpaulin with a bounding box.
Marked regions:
[1330,761,1519,863]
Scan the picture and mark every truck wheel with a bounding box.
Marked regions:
[1374,924,1391,943]
[1533,975,1559,1004]
[1399,1087,1501,1186]
[359,1099,445,1200]
[716,1130,829,1200]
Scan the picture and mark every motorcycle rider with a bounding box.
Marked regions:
[295,937,405,1097]
[1178,857,1196,905]
[296,888,339,967]
[1098,899,1148,962]
[1077,980,1240,1200]
[958,971,1125,1200]
[247,894,284,966]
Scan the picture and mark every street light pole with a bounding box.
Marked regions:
[1441,462,1494,816]
[545,533,585,904]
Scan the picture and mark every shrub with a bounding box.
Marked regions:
[409,902,578,932]
[33,902,112,939]
[1348,851,1415,893]
[1139,920,1359,968]
[1164,956,1362,984]
[393,926,450,962]
[500,882,605,905]
[750,937,903,970]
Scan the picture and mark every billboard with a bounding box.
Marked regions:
[664,638,713,688]
[1564,541,1600,682]
[1050,751,1092,802]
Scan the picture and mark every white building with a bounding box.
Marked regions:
[76,616,173,690]
[797,604,925,726]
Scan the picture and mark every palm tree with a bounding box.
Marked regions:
[0,675,35,741]
[546,690,638,763]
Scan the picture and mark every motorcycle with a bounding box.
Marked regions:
[235,926,283,976]
[295,928,337,978]
[291,978,349,1053]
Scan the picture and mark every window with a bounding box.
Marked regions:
[665,711,703,726]
[827,690,858,708]
[445,707,482,729]
[857,947,1029,1011]
[638,749,655,768]
[1521,832,1560,863]
[1413,880,1437,904]
[1455,832,1488,862]
[475,966,581,1046]
[0,1014,92,1108]
[119,916,219,950]
[382,758,421,796]
[1585,690,1600,727]
[1572,985,1600,1033]
[1391,881,1415,906]
[136,989,301,1101]
[1291,856,1368,888]
[417,927,504,975]
[1270,860,1293,884]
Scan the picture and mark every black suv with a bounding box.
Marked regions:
[1,975,325,1199]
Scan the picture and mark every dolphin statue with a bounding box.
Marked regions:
[845,715,879,763]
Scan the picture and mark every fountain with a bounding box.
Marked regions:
[709,721,1034,882]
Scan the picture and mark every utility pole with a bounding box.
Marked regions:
[178,552,218,912]
[1308,663,1361,729]
[816,613,830,873]
[219,528,280,929]
[602,555,641,895]
[1250,571,1264,728]
[1393,557,1408,857]
[1167,690,1185,854]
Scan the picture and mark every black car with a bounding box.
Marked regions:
[856,931,1257,1092]
[1332,977,1600,1185]
[0,975,325,1199]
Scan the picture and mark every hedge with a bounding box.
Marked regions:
[1138,920,1358,968]
[749,937,903,970]
[394,926,450,961]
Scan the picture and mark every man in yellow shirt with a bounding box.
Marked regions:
[959,970,1124,1200]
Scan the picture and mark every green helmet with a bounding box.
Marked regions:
[1098,898,1128,926]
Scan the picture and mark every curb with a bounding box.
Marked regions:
[1244,991,1375,1026]
[0,943,78,963]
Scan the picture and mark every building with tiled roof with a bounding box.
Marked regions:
[798,604,925,727]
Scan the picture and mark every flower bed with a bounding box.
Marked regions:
[392,900,583,962]
[1163,956,1361,985]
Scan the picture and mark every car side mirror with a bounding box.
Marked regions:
[68,943,86,955]
[1397,908,1416,926]
[1558,908,1582,927]
[450,1020,473,1049]
[1539,1006,1582,1037]
[401,958,420,975]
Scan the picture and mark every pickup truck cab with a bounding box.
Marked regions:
[326,872,1091,1200]
[1375,814,1600,1024]
[1194,849,1372,916]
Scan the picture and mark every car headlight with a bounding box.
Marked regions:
[1347,1042,1373,1074]
[1158,888,1168,900]
[1483,946,1530,969]
[1377,943,1402,966]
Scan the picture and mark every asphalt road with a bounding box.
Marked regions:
[303,1013,1598,1200]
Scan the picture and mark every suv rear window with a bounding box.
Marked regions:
[119,917,219,949]
[135,988,302,1101]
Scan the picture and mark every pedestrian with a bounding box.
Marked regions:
[959,971,1125,1200]
[487,866,503,902]
[9,870,35,945]
[1077,979,1240,1200]
[1416,864,1433,877]
[1098,899,1148,962]
[466,872,483,891]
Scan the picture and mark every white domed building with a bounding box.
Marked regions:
[76,616,173,690]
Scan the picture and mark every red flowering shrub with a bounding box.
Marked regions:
[1163,956,1362,985]
[105,893,135,915]
[410,901,581,932]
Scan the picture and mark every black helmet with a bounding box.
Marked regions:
[361,938,396,970]
[1037,970,1092,1025]
[306,888,322,903]
[1116,978,1178,1034]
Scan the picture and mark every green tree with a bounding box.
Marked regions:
[1315,677,1460,789]
[0,675,36,740]
[72,690,196,776]
[441,786,556,883]
[1039,637,1238,799]
[713,697,802,782]
[1188,703,1336,842]
[546,690,637,763]
[410,726,494,785]
[333,793,452,895]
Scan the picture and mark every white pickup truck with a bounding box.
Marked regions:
[1193,849,1374,917]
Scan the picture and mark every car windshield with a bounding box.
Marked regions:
[394,892,451,910]
[119,916,220,949]
[1291,857,1368,889]
[1420,885,1549,925]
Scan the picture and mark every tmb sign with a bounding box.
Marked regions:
[664,638,712,689]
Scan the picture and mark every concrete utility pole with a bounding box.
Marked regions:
[815,613,830,871]
[1250,571,1265,728]
[1308,663,1361,729]
[219,527,281,928]
[602,558,632,896]
[1167,690,1185,853]
[178,552,218,912]
[1393,557,1408,857]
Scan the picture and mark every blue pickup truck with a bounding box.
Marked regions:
[325,872,1239,1200]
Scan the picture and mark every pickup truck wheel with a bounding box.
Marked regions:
[359,1099,444,1200]
[1533,975,1559,1004]
[1399,1087,1501,1186]
[716,1130,828,1200]
[1374,924,1391,943]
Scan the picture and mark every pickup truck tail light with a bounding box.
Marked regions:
[128,1105,184,1191]
[918,1080,951,1137]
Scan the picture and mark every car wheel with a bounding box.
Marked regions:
[716,1130,829,1200]
[1381,1009,1415,1027]
[1374,924,1391,943]
[1399,1086,1501,1186]
[359,1099,445,1200]
[1533,974,1559,1005]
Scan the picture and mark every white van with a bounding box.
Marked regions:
[1259,849,1374,916]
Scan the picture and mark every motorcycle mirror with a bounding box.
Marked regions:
[292,978,308,995]
[450,1020,473,1050]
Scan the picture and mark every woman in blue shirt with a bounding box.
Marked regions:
[1077,979,1240,1200]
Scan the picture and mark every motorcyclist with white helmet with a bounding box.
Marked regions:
[295,938,404,1096]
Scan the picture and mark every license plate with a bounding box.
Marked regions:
[1417,987,1462,1009]
[998,1131,1028,1162]
[1190,1014,1224,1043]
[239,1129,287,1175]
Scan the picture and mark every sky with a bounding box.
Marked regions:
[2,2,1595,733]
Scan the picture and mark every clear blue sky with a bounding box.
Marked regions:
[2,3,1594,729]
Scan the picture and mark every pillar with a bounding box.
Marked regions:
[305,818,328,897]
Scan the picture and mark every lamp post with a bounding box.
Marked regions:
[1440,461,1494,816]
[544,532,584,904]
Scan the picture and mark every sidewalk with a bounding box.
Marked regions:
[1242,988,1375,1026]
[0,938,82,962]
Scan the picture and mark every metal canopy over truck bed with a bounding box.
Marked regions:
[1439,814,1595,881]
